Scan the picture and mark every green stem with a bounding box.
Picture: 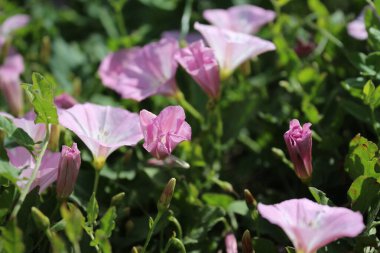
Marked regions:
[92,171,100,195]
[10,124,51,219]
[370,109,380,142]
[116,9,127,37]
[179,0,194,43]
[142,211,164,253]
[175,91,204,124]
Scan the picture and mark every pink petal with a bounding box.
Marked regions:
[0,14,30,37]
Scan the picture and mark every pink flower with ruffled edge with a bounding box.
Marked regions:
[59,103,143,163]
[258,198,365,253]
[7,147,60,193]
[98,38,179,101]
[203,5,275,34]
[284,119,312,181]
[139,106,191,159]
[225,233,238,253]
[175,40,220,98]
[194,22,275,79]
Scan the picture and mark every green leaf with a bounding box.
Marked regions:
[0,115,35,152]
[341,78,366,99]
[362,80,380,110]
[344,134,380,180]
[0,219,25,253]
[49,232,68,253]
[368,27,380,51]
[0,161,19,183]
[60,203,84,244]
[348,176,380,212]
[99,206,117,238]
[22,72,58,124]
[202,193,235,210]
[87,193,99,224]
[309,187,334,206]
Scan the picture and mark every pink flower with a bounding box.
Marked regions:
[203,5,275,34]
[225,233,238,253]
[257,198,365,253]
[175,40,220,98]
[347,13,367,40]
[7,147,60,193]
[139,106,191,159]
[194,22,275,79]
[161,30,203,44]
[56,143,81,198]
[59,103,143,164]
[0,14,30,38]
[54,93,78,109]
[283,119,312,181]
[98,38,179,101]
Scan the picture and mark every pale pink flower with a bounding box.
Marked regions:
[175,40,220,98]
[59,103,143,161]
[347,13,367,40]
[139,106,191,159]
[258,198,365,253]
[56,143,81,198]
[284,119,312,181]
[161,30,203,44]
[7,147,60,193]
[98,38,179,101]
[203,5,275,34]
[194,22,275,79]
[225,233,238,253]
[0,14,30,38]
[54,93,78,109]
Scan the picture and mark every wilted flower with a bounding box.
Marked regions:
[139,106,191,159]
[258,198,365,253]
[175,40,220,98]
[7,147,60,193]
[98,38,179,101]
[284,119,313,181]
[59,103,143,169]
[54,93,78,109]
[194,22,275,79]
[225,233,238,253]
[203,5,275,34]
[56,143,81,198]
[347,12,367,40]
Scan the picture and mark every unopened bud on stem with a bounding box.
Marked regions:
[244,189,257,207]
[157,178,176,211]
[242,230,253,253]
[31,207,50,231]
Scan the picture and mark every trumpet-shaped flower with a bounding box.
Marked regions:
[225,234,238,253]
[175,40,220,98]
[194,23,275,79]
[59,103,143,165]
[347,13,367,40]
[56,143,81,198]
[98,38,179,101]
[7,147,60,193]
[284,119,312,181]
[203,5,275,34]
[258,198,365,253]
[139,106,191,159]
[0,14,30,39]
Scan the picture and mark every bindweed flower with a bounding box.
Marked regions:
[56,143,81,198]
[175,40,220,98]
[257,198,365,253]
[0,14,30,39]
[203,5,275,34]
[284,119,313,181]
[161,30,203,44]
[347,11,367,40]
[7,147,60,193]
[54,93,78,109]
[139,106,191,159]
[98,38,179,101]
[194,22,275,80]
[225,233,238,253]
[59,103,143,170]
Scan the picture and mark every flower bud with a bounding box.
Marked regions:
[56,143,81,198]
[242,230,253,253]
[111,192,125,207]
[225,233,238,253]
[157,178,176,211]
[244,189,257,207]
[31,207,50,231]
[284,119,313,181]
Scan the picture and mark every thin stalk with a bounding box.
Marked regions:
[175,91,204,124]
[142,211,164,253]
[10,124,51,219]
[92,171,100,195]
[116,9,127,37]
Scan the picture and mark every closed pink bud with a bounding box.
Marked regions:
[175,40,220,98]
[284,119,312,181]
[225,233,238,253]
[139,106,191,159]
[56,143,81,198]
[54,93,77,109]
